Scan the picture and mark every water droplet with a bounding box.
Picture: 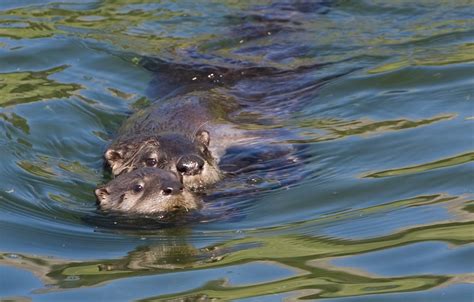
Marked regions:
[131,57,140,65]
[246,176,263,185]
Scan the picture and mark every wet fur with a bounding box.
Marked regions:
[95,168,201,214]
[105,90,253,190]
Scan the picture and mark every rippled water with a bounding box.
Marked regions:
[0,1,473,301]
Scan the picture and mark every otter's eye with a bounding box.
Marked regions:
[145,158,157,167]
[161,187,173,196]
[132,184,144,193]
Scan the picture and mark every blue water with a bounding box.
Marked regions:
[0,1,473,301]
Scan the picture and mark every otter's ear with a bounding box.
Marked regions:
[105,149,123,163]
[195,130,210,147]
[95,186,110,204]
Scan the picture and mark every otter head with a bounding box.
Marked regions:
[95,167,201,215]
[104,136,159,175]
[105,130,221,190]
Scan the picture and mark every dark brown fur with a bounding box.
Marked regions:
[105,90,252,190]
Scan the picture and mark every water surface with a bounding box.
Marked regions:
[0,1,473,301]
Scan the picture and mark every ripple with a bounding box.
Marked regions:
[288,114,455,144]
[0,219,469,299]
[0,1,473,301]
[364,152,474,178]
[0,65,81,107]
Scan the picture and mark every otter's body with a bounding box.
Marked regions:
[105,90,255,190]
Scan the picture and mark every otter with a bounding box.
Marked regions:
[104,89,259,190]
[103,58,350,192]
[95,167,201,214]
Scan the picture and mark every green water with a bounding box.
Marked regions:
[0,1,473,301]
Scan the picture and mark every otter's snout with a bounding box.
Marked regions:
[176,155,205,176]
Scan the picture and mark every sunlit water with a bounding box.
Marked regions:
[0,1,473,301]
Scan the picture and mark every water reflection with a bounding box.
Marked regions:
[365,152,474,178]
[0,112,29,134]
[0,1,473,301]
[290,114,455,144]
[0,66,80,107]
[1,218,470,300]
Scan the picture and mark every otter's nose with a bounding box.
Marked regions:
[176,155,205,175]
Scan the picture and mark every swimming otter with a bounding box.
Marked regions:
[104,89,257,190]
[103,58,351,192]
[95,167,201,214]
